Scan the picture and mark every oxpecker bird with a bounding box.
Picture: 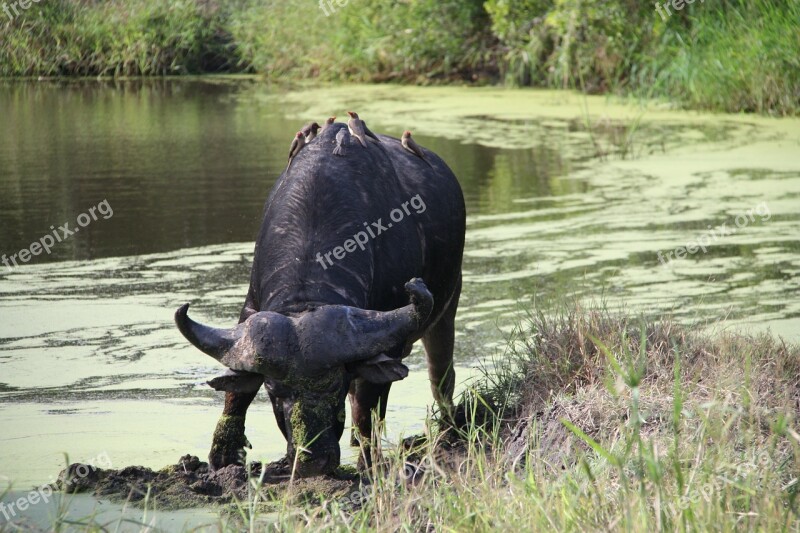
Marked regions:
[347,111,381,147]
[287,132,305,167]
[401,130,430,165]
[321,116,336,133]
[301,122,321,143]
[333,129,350,156]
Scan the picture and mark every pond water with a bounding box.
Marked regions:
[1,79,798,499]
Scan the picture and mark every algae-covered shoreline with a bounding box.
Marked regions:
[261,83,800,152]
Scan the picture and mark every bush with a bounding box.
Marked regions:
[0,0,797,114]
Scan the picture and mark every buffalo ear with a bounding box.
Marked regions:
[352,353,409,384]
[207,369,265,393]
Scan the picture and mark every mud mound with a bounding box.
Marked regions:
[56,455,361,510]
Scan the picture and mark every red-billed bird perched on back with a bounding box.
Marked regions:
[287,132,306,167]
[347,111,381,147]
[401,130,430,166]
[320,116,336,133]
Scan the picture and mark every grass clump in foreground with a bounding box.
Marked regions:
[264,305,800,531]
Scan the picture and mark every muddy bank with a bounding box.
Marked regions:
[55,455,361,511]
[52,412,484,513]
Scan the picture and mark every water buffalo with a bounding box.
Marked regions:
[175,122,465,477]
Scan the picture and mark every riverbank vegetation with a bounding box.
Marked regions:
[1,0,797,115]
[265,306,800,531]
[25,305,800,531]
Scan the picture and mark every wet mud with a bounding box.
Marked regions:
[56,455,360,511]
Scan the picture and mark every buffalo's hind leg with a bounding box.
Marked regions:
[209,391,257,470]
[422,275,461,416]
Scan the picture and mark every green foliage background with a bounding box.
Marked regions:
[1,0,798,114]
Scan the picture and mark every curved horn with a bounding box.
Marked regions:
[175,304,293,377]
[295,278,434,366]
[174,304,242,362]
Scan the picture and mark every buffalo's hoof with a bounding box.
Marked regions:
[208,415,251,471]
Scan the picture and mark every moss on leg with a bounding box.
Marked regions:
[209,415,251,469]
[209,390,257,470]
